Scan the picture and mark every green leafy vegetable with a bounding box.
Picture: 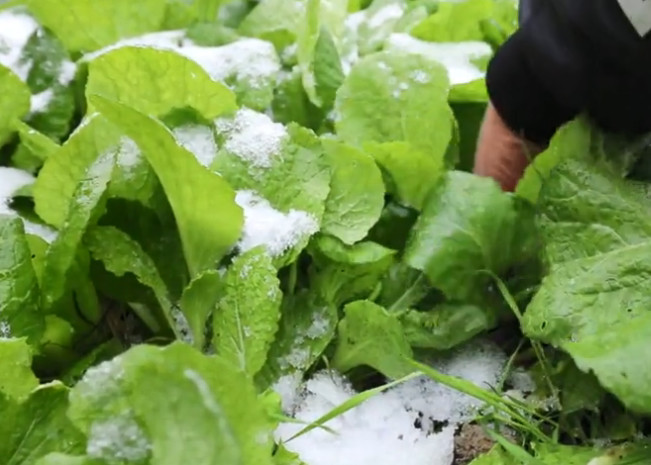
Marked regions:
[214,247,282,377]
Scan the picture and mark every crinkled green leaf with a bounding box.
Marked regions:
[335,49,453,165]
[33,115,122,228]
[179,269,223,351]
[27,0,168,53]
[523,160,651,413]
[214,247,282,377]
[0,382,85,465]
[86,46,237,119]
[399,303,494,350]
[90,95,243,277]
[404,171,519,301]
[68,342,274,465]
[40,150,114,308]
[365,140,444,210]
[0,338,39,400]
[0,64,30,145]
[320,138,384,244]
[0,216,44,343]
[331,300,413,379]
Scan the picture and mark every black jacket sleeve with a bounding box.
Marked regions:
[486,0,651,146]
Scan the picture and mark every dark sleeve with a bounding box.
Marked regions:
[488,0,651,144]
[485,1,590,145]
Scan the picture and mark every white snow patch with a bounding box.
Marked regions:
[114,137,142,172]
[173,124,217,168]
[87,413,151,463]
[0,167,57,243]
[275,340,508,465]
[30,89,54,114]
[83,31,281,90]
[272,372,304,413]
[171,307,194,346]
[58,60,77,85]
[215,108,288,168]
[235,190,318,257]
[385,33,493,85]
[0,10,38,80]
[0,320,11,339]
[76,357,125,403]
[367,3,405,29]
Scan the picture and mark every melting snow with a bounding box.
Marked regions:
[87,413,151,463]
[0,10,38,80]
[385,33,493,85]
[235,190,318,257]
[84,31,281,90]
[0,321,11,339]
[275,340,508,465]
[173,124,218,168]
[0,167,57,242]
[0,9,77,85]
[29,89,54,114]
[367,3,405,29]
[215,108,288,168]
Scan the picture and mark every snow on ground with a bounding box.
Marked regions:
[83,31,281,91]
[385,33,493,85]
[0,167,57,242]
[275,340,508,465]
[234,190,318,257]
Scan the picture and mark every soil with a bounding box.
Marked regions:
[453,424,497,465]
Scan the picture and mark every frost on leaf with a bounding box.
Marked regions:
[87,413,151,463]
[215,108,288,169]
[173,124,218,168]
[385,33,491,86]
[235,190,318,258]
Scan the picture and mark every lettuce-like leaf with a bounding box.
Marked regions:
[0,338,39,400]
[86,46,237,119]
[90,96,243,277]
[68,342,274,465]
[320,138,384,244]
[214,247,282,377]
[0,216,44,343]
[27,0,168,52]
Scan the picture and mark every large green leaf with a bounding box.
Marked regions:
[523,159,651,413]
[27,0,167,52]
[0,217,44,343]
[86,46,237,119]
[40,150,114,308]
[0,383,85,465]
[214,247,282,377]
[68,342,274,465]
[335,49,453,163]
[320,138,384,244]
[404,171,519,301]
[179,269,223,351]
[90,96,243,277]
